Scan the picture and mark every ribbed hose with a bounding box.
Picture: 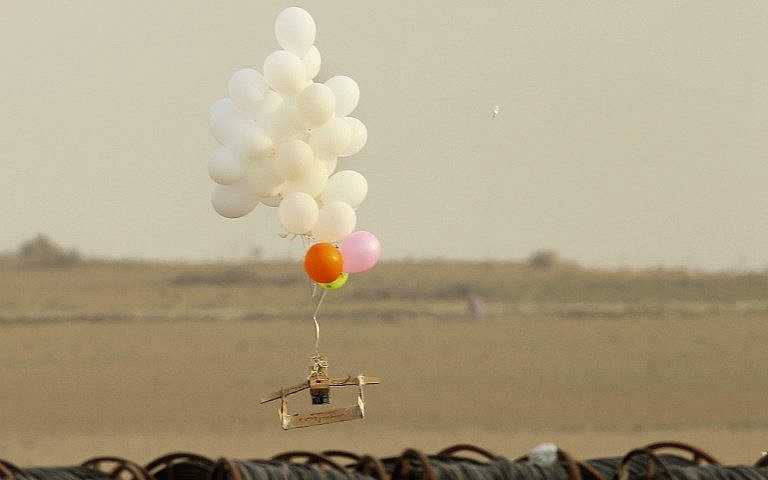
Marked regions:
[146,453,215,480]
[25,468,110,480]
[0,441,766,480]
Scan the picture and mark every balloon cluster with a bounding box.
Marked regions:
[208,7,381,287]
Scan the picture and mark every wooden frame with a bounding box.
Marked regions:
[260,355,380,430]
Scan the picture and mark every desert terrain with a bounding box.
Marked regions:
[1,253,768,465]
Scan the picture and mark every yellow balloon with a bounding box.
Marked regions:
[319,272,349,290]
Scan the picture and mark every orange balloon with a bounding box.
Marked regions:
[304,243,344,284]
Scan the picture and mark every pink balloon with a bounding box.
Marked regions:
[340,231,381,273]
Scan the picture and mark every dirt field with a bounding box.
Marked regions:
[1,312,768,465]
[1,261,768,465]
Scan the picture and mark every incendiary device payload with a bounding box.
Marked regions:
[260,354,380,430]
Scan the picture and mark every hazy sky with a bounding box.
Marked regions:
[1,1,767,269]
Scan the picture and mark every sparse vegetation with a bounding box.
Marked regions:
[527,249,561,268]
[2,237,768,320]
[168,264,301,287]
[15,234,81,268]
[0,257,766,323]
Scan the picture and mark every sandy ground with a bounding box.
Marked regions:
[1,316,767,465]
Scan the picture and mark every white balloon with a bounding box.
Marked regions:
[236,127,274,159]
[281,159,328,198]
[246,158,284,197]
[267,105,306,143]
[312,201,356,243]
[211,181,258,218]
[325,76,360,117]
[320,156,338,175]
[321,170,368,209]
[278,192,319,234]
[282,93,301,107]
[228,69,268,115]
[275,138,314,180]
[258,194,282,207]
[296,128,311,143]
[274,7,316,58]
[255,90,285,123]
[302,45,321,80]
[263,50,307,95]
[339,117,367,157]
[309,118,352,157]
[209,98,254,145]
[297,83,335,128]
[208,146,246,185]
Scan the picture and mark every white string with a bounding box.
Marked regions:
[312,289,327,355]
[302,234,327,356]
[279,232,325,358]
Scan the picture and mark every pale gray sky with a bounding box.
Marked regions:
[1,1,767,269]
